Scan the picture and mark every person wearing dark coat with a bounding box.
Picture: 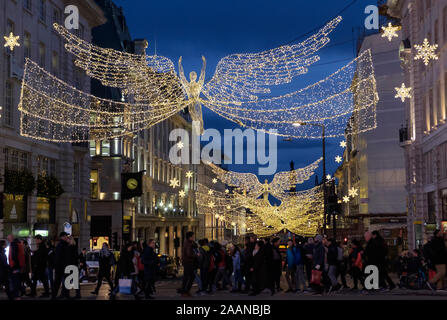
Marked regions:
[91,242,115,295]
[271,238,282,292]
[110,243,134,299]
[242,236,255,293]
[142,239,157,299]
[51,232,71,300]
[261,238,275,294]
[371,231,395,290]
[180,231,197,297]
[30,235,50,297]
[428,229,447,290]
[79,248,88,281]
[249,240,267,296]
[311,235,325,294]
[349,239,364,290]
[46,241,55,293]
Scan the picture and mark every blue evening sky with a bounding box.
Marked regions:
[113,0,378,191]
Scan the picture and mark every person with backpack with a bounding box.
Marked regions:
[285,240,296,292]
[91,242,115,295]
[294,240,307,293]
[428,229,447,291]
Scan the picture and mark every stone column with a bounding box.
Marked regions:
[169,225,174,257]
[159,224,166,255]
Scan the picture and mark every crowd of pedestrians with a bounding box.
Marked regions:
[2,228,447,300]
[178,230,406,297]
[0,232,160,300]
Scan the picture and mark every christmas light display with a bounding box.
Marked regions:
[20,18,350,142]
[206,157,322,200]
[381,23,401,42]
[394,83,412,102]
[4,32,20,51]
[414,38,438,66]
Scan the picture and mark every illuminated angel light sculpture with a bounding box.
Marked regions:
[205,157,322,200]
[16,17,380,142]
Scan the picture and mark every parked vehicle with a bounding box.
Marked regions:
[156,254,178,279]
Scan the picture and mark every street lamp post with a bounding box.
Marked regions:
[293,122,327,235]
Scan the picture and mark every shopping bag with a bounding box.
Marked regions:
[310,269,322,285]
[429,269,436,281]
[119,278,133,294]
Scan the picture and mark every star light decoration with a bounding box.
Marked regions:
[381,23,401,42]
[169,177,180,188]
[185,171,193,178]
[348,187,358,198]
[326,174,332,180]
[4,32,20,51]
[395,83,412,103]
[179,190,186,198]
[340,140,346,148]
[343,196,350,203]
[335,156,343,164]
[177,141,184,149]
[208,190,213,195]
[212,178,218,184]
[414,38,438,66]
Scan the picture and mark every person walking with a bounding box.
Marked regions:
[326,238,341,293]
[181,232,197,297]
[78,248,88,282]
[51,232,70,299]
[142,239,157,299]
[349,239,364,291]
[66,236,82,299]
[230,245,242,292]
[242,236,255,293]
[372,231,395,290]
[311,235,325,294]
[285,240,296,292]
[337,241,349,289]
[21,240,33,296]
[303,237,315,286]
[198,239,211,295]
[7,234,25,300]
[30,235,50,297]
[91,242,115,295]
[294,240,306,293]
[214,242,229,291]
[428,229,447,291]
[249,240,266,296]
[272,238,282,292]
[110,243,134,299]
[46,241,55,295]
[262,238,275,295]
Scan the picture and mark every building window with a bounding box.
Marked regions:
[39,42,45,67]
[39,0,46,23]
[90,170,98,199]
[23,32,31,63]
[101,140,110,156]
[4,81,13,126]
[51,51,59,76]
[23,0,32,11]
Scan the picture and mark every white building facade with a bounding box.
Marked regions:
[0,0,105,250]
[388,0,447,248]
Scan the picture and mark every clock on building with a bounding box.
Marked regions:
[121,172,144,200]
[126,178,138,190]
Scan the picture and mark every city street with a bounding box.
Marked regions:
[2,275,447,301]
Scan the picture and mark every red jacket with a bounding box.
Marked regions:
[9,240,25,272]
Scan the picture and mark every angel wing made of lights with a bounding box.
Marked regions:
[206,157,322,200]
[18,17,344,142]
